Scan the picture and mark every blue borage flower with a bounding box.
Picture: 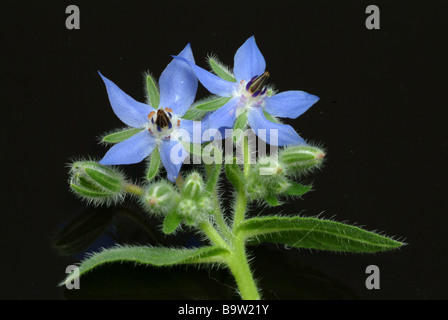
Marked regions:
[174,36,319,146]
[98,44,200,182]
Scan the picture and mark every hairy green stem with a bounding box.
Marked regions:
[243,135,250,178]
[123,183,144,196]
[198,221,229,250]
[232,190,247,229]
[226,238,260,300]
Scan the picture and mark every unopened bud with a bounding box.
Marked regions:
[69,161,126,206]
[280,145,325,175]
[141,181,180,216]
[181,172,204,199]
[256,156,285,176]
[177,199,198,226]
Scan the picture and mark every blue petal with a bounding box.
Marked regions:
[99,130,156,165]
[200,112,229,142]
[159,140,188,182]
[264,91,319,119]
[178,119,203,144]
[173,56,237,97]
[233,36,266,82]
[99,72,152,128]
[247,107,305,146]
[207,97,239,132]
[159,44,198,117]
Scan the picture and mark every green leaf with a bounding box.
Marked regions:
[162,210,183,234]
[237,216,404,253]
[60,245,229,287]
[283,182,312,196]
[208,57,237,82]
[225,161,245,192]
[195,96,231,111]
[102,128,143,144]
[146,147,161,180]
[146,73,160,108]
[265,195,280,206]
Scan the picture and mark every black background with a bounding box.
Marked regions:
[1,0,447,300]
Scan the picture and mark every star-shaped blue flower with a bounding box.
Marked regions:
[98,44,200,182]
[174,36,319,146]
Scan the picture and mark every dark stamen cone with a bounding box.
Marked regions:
[155,108,171,129]
[248,71,270,94]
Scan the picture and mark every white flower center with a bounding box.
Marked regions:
[234,72,270,117]
[144,107,181,142]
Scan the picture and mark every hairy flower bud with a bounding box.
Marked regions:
[245,155,287,200]
[177,199,198,226]
[69,161,126,206]
[141,181,180,216]
[280,145,325,176]
[181,172,204,200]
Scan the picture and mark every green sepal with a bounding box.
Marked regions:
[182,107,207,120]
[207,57,237,82]
[84,168,122,192]
[146,147,161,180]
[101,128,143,144]
[195,96,231,111]
[162,210,183,234]
[232,111,248,143]
[181,141,204,157]
[60,245,229,287]
[283,181,312,196]
[237,216,404,253]
[225,160,245,192]
[263,110,279,124]
[70,181,111,198]
[265,195,280,206]
[146,73,160,109]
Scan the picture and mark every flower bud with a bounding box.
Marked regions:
[69,161,126,206]
[181,172,204,199]
[245,155,286,200]
[141,181,180,216]
[177,198,199,226]
[279,145,325,175]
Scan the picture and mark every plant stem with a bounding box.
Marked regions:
[232,189,247,229]
[198,221,229,250]
[211,196,233,240]
[243,135,250,178]
[226,237,260,300]
[123,183,144,196]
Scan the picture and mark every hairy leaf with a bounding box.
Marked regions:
[237,216,404,253]
[61,246,229,286]
[162,210,183,234]
[283,182,312,196]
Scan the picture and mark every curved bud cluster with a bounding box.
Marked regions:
[69,161,126,206]
[246,156,290,201]
[141,181,180,217]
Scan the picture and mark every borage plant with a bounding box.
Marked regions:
[62,37,404,300]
